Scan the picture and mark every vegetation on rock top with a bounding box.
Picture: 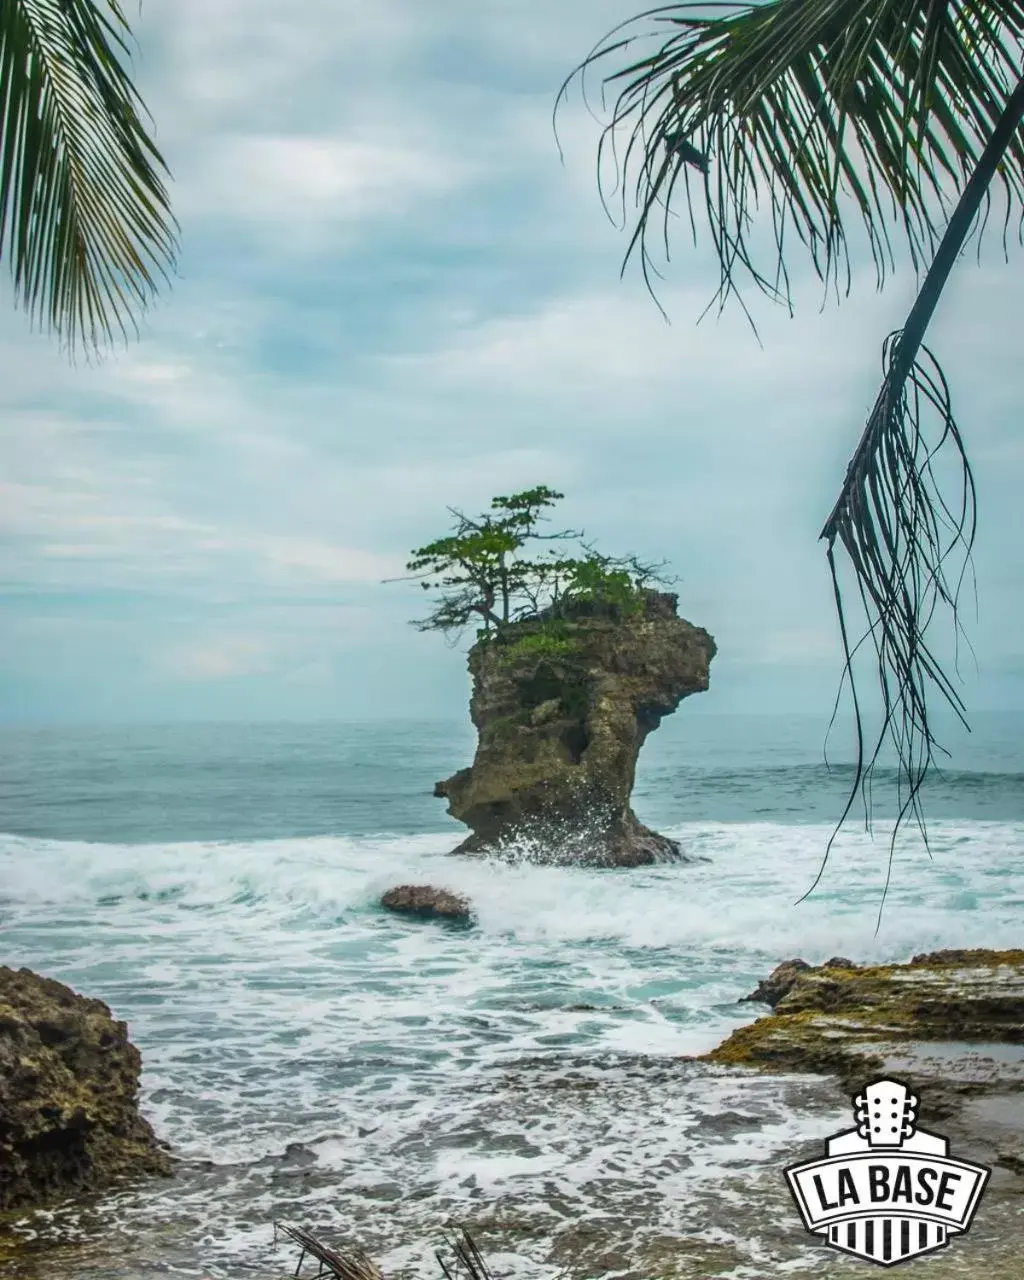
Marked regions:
[391,486,670,642]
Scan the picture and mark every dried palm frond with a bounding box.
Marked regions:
[436,1225,498,1280]
[274,1222,385,1280]
[813,69,1024,922]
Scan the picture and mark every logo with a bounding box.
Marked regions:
[785,1078,990,1267]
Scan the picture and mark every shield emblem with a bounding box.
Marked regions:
[823,1215,949,1266]
[785,1078,990,1269]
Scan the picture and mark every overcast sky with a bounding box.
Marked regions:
[1,0,1021,725]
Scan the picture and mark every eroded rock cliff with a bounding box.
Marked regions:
[434,591,715,865]
[0,966,171,1209]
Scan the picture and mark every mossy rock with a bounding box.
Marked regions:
[435,593,716,865]
[704,949,1024,1102]
[0,967,171,1210]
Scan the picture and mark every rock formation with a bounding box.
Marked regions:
[434,591,715,866]
[738,958,812,1008]
[739,955,859,1007]
[380,884,473,922]
[0,966,171,1210]
[701,947,1024,1251]
[707,949,1024,1144]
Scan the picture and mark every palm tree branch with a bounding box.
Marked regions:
[816,60,1024,908]
[560,2,1024,915]
[0,0,177,355]
[558,0,1024,312]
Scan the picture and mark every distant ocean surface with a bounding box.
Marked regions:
[1,712,1022,1279]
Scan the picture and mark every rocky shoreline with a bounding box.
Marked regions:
[2,948,1021,1277]
[703,947,1024,1181]
[0,966,171,1212]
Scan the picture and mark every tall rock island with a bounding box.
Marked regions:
[435,591,715,865]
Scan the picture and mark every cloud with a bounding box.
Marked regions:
[257,536,401,583]
[372,279,893,416]
[0,0,1021,722]
[184,134,467,245]
[160,635,274,680]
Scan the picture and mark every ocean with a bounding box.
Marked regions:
[1,711,1022,1279]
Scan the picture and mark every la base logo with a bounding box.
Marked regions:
[785,1078,990,1267]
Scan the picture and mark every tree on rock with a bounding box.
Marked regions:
[395,487,669,639]
[558,0,1024,908]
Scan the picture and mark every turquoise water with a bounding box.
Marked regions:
[1,712,1022,1278]
[3,711,1022,842]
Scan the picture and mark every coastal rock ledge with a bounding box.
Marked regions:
[705,948,1024,1173]
[434,591,715,866]
[0,966,171,1210]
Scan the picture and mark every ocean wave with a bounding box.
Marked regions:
[3,817,1022,1278]
[2,820,1022,941]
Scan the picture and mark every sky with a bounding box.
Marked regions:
[1,0,1022,725]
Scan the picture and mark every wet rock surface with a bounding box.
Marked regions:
[0,966,171,1210]
[708,947,1024,1181]
[380,884,473,922]
[739,957,813,1008]
[435,592,715,866]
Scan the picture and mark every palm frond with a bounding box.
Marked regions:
[812,69,1024,921]
[274,1222,385,1280]
[557,0,1024,317]
[0,0,177,357]
[809,336,977,923]
[560,2,1024,910]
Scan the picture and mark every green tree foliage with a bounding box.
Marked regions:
[559,0,1024,911]
[394,487,670,639]
[1,0,177,357]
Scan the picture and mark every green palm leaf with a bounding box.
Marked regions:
[0,0,177,356]
[560,1,1024,911]
[559,0,1024,313]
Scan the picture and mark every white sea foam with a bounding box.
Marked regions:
[2,819,1022,1277]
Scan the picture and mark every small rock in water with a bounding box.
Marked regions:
[380,884,473,923]
[281,1142,316,1167]
[739,958,811,1007]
